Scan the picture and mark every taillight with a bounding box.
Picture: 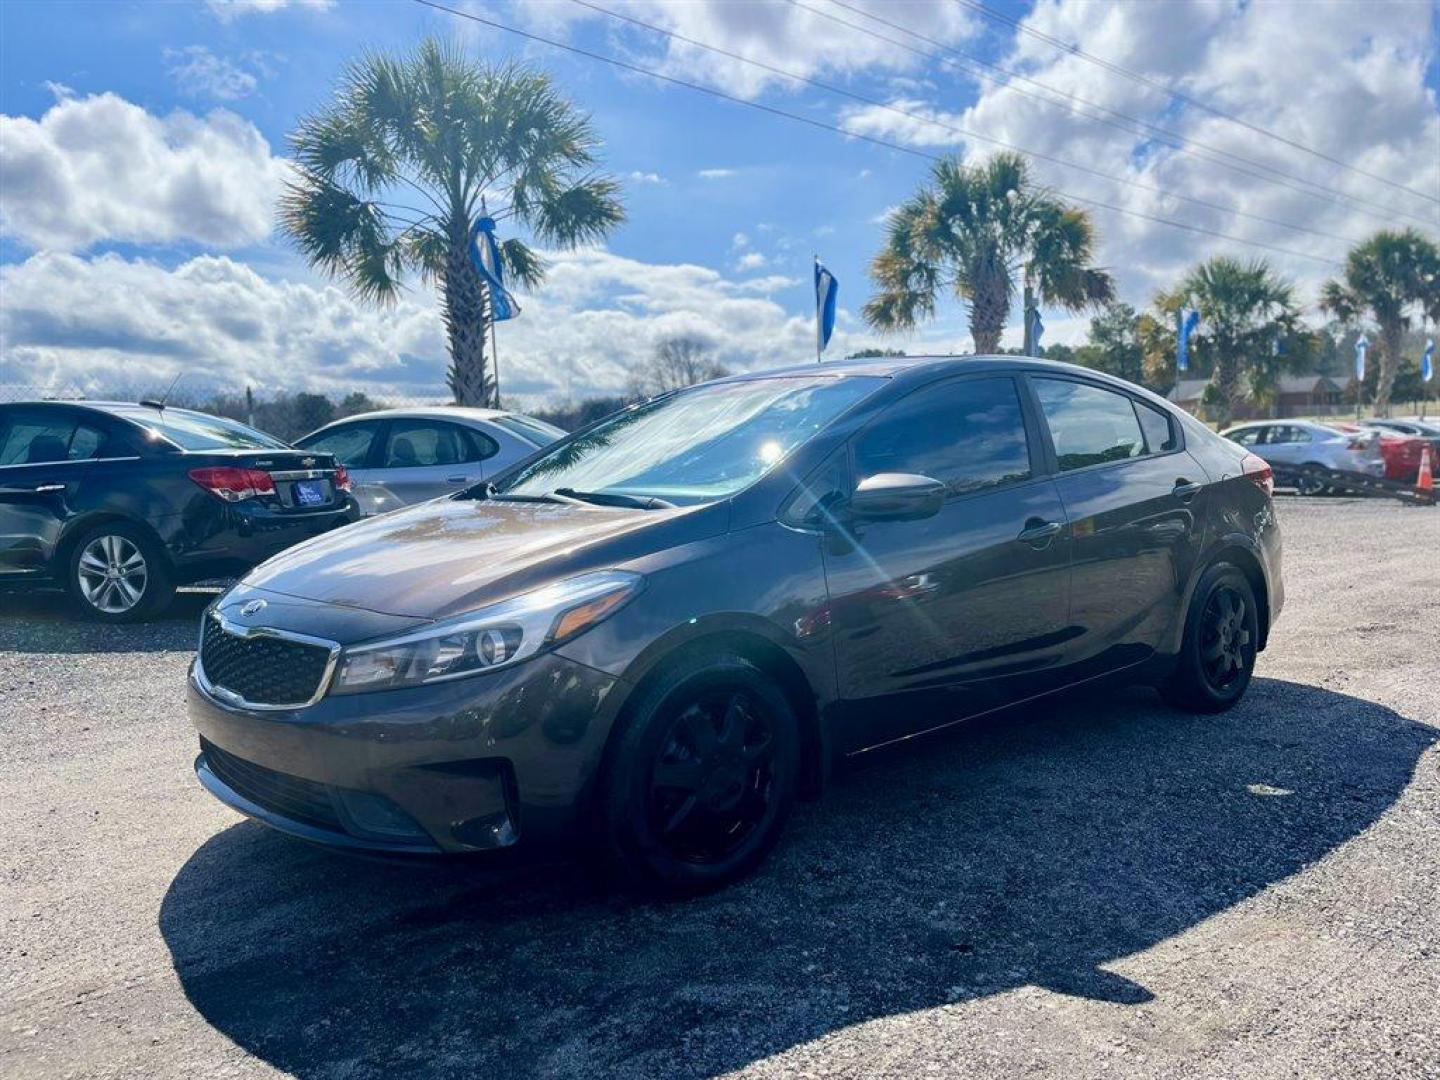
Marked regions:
[333,464,352,492]
[1241,453,1273,497]
[188,466,276,502]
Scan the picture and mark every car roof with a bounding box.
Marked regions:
[311,406,519,427]
[2,400,218,423]
[717,354,1084,382]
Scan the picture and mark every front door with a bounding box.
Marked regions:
[1029,376,1204,675]
[822,375,1074,751]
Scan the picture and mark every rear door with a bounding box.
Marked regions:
[297,420,389,516]
[371,419,495,508]
[1029,376,1205,675]
[0,407,105,576]
[823,374,1074,749]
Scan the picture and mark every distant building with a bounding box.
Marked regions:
[1168,374,1344,419]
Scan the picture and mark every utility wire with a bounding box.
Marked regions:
[952,0,1439,208]
[412,0,1339,267]
[799,0,1436,229]
[568,0,1361,246]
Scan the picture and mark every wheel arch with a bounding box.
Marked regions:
[600,623,830,804]
[54,512,171,578]
[1177,538,1272,654]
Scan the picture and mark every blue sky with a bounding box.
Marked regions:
[2,0,1436,406]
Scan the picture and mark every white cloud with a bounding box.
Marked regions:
[165,46,260,101]
[0,248,907,407]
[735,251,768,271]
[730,231,750,249]
[627,170,666,185]
[518,0,977,100]
[0,91,289,252]
[829,0,1440,308]
[207,0,332,21]
[698,168,736,180]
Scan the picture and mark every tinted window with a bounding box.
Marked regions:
[1134,400,1177,453]
[1035,379,1144,470]
[107,407,288,451]
[0,413,75,465]
[68,425,107,460]
[493,414,566,445]
[499,375,883,506]
[1227,427,1263,447]
[300,423,381,467]
[381,422,480,468]
[855,377,1031,496]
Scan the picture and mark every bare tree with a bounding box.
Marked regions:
[628,335,729,397]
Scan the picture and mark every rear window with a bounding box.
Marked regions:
[108,407,288,451]
[493,414,566,446]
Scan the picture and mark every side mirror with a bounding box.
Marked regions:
[849,472,946,522]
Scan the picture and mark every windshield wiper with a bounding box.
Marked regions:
[552,487,676,510]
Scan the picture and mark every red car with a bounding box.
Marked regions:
[1334,422,1429,481]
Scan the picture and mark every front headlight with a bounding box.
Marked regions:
[330,570,642,695]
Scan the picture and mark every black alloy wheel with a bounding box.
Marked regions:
[1160,562,1259,713]
[603,654,799,894]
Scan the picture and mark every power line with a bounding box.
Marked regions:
[799,0,1437,229]
[568,0,1362,247]
[412,0,1340,268]
[952,0,1440,208]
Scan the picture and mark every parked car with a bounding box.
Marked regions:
[1223,420,1385,494]
[1357,419,1440,478]
[294,407,566,516]
[0,401,358,621]
[189,357,1282,892]
[1333,422,1429,482]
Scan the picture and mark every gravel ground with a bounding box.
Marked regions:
[2,496,1438,1080]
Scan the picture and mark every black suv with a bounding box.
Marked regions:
[0,401,359,620]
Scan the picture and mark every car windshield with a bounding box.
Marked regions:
[108,407,289,451]
[495,374,884,506]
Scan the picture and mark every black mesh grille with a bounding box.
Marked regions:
[201,738,343,832]
[200,615,332,706]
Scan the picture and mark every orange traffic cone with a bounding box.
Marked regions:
[1417,445,1435,505]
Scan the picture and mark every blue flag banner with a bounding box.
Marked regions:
[1176,308,1200,372]
[1423,338,1435,383]
[1354,334,1368,382]
[1029,307,1045,356]
[469,216,519,322]
[815,258,838,359]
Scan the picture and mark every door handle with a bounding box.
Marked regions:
[1016,519,1063,547]
[33,483,66,494]
[446,474,469,484]
[1172,479,1202,502]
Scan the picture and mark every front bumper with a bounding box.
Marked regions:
[188,649,624,855]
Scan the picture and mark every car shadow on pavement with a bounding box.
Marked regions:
[0,590,214,653]
[159,678,1434,1079]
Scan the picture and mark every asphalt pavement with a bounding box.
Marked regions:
[2,496,1437,1079]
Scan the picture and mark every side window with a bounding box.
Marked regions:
[68,425,108,460]
[302,423,381,467]
[854,377,1032,497]
[0,413,76,466]
[1289,427,1313,444]
[462,427,499,462]
[1134,400,1177,454]
[1034,379,1144,471]
[1228,428,1261,447]
[1267,426,1297,445]
[381,421,471,468]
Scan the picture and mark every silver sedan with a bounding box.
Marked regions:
[1223,420,1385,494]
[296,407,565,516]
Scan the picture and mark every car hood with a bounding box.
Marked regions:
[240,495,717,620]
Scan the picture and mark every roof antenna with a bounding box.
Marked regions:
[139,370,184,411]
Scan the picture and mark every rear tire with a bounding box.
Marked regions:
[602,653,800,895]
[1160,562,1258,714]
[65,522,174,623]
[1295,464,1329,496]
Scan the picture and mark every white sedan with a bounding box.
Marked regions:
[296,407,566,516]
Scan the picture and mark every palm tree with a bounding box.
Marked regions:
[863,152,1114,353]
[1319,229,1440,417]
[1157,257,1301,425]
[280,40,624,406]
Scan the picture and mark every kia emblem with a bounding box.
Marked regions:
[240,599,267,617]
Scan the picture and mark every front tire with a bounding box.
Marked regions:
[66,522,174,622]
[1295,464,1330,496]
[602,653,800,895]
[1160,562,1259,713]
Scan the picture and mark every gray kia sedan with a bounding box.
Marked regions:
[189,356,1283,893]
